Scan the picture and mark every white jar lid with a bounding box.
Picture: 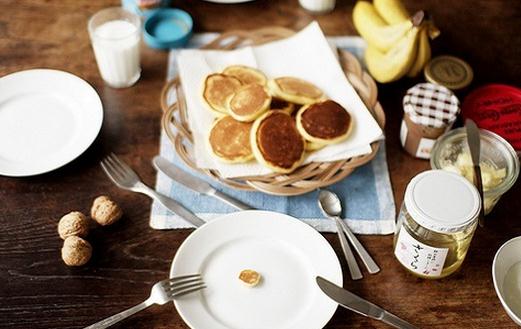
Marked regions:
[405,170,481,233]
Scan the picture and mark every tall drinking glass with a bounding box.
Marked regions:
[88,7,141,88]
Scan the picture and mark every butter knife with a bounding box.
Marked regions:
[153,156,253,211]
[465,119,485,227]
[316,276,419,329]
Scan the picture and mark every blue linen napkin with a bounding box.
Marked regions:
[150,33,395,234]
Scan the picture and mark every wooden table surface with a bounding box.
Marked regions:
[1,0,520,328]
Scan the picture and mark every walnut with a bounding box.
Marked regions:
[58,211,90,240]
[61,236,92,266]
[90,196,123,226]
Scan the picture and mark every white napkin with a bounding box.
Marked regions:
[177,22,383,178]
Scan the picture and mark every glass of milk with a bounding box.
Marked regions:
[88,8,142,88]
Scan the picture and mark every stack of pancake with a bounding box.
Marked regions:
[203,65,354,173]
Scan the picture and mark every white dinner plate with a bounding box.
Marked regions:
[0,69,103,177]
[170,210,342,329]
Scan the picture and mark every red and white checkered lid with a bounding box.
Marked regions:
[403,83,460,128]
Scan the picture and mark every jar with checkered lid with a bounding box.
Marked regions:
[400,82,460,159]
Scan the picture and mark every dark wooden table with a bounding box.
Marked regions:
[1,0,520,328]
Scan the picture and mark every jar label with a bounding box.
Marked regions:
[394,228,448,277]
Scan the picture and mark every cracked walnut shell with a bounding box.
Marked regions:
[58,211,90,240]
[91,196,123,226]
[61,236,92,266]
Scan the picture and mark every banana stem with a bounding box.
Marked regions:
[411,10,425,26]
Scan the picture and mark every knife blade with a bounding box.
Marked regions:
[316,276,419,329]
[465,119,485,227]
[153,156,253,211]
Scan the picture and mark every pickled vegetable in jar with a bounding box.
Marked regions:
[394,170,481,279]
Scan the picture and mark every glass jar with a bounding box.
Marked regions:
[431,127,519,215]
[394,170,481,279]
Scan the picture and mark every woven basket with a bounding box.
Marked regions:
[160,27,385,196]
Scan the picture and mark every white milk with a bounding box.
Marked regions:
[91,20,141,88]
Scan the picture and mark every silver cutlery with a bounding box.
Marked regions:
[316,276,419,329]
[465,119,485,227]
[153,156,253,211]
[318,189,380,279]
[84,274,206,329]
[100,153,206,227]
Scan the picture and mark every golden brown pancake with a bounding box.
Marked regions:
[305,141,327,151]
[223,65,267,86]
[270,97,296,115]
[202,74,242,116]
[208,116,254,163]
[268,77,324,105]
[251,111,305,173]
[227,83,271,122]
[296,100,353,144]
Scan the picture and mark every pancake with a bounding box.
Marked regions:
[251,111,305,173]
[202,73,242,116]
[270,97,296,115]
[268,77,324,105]
[305,141,327,151]
[296,100,353,144]
[223,65,267,86]
[227,83,271,122]
[208,116,254,163]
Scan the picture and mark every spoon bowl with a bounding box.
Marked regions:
[318,189,342,217]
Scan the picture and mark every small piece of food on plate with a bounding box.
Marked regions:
[208,116,254,163]
[251,111,305,173]
[239,269,261,287]
[91,195,123,226]
[61,236,92,266]
[268,77,324,105]
[270,97,296,115]
[227,83,271,122]
[202,73,242,116]
[223,65,267,86]
[296,100,353,145]
[58,211,90,240]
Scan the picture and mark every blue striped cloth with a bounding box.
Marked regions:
[150,34,395,234]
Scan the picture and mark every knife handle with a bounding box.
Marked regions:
[334,217,363,280]
[210,190,253,211]
[474,165,485,227]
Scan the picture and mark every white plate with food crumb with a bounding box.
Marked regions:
[0,69,103,177]
[170,210,342,329]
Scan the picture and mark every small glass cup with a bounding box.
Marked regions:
[88,7,142,88]
[431,128,520,214]
[299,0,336,14]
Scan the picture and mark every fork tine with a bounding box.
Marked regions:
[102,158,125,183]
[169,282,207,299]
[165,278,204,291]
[109,153,135,177]
[105,154,128,179]
[164,274,201,285]
[100,159,124,186]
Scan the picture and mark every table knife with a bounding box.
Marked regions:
[316,276,419,329]
[153,156,253,211]
[465,119,485,227]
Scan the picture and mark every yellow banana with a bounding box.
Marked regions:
[365,27,420,83]
[373,0,410,24]
[406,26,431,77]
[353,1,413,52]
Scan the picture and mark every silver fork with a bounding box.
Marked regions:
[84,274,206,329]
[100,153,206,227]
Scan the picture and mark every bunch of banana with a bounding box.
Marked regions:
[352,0,440,83]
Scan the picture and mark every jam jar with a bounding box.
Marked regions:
[394,170,481,279]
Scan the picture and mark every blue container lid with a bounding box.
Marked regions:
[144,8,193,49]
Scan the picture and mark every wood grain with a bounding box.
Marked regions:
[0,0,520,328]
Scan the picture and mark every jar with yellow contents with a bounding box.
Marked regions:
[393,170,481,279]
